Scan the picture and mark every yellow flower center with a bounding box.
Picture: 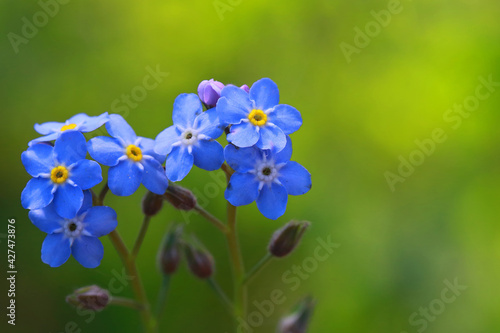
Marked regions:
[248,109,267,126]
[126,144,143,162]
[50,166,69,184]
[61,123,77,131]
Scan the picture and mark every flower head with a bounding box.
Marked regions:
[224,137,311,220]
[216,78,302,152]
[154,93,225,182]
[87,114,169,196]
[21,131,103,218]
[29,113,109,146]
[28,191,118,268]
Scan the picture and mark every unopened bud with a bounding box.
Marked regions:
[66,285,110,311]
[163,183,197,211]
[142,191,164,216]
[183,235,214,279]
[240,84,250,93]
[269,221,310,258]
[157,225,183,275]
[278,296,315,333]
[198,79,225,108]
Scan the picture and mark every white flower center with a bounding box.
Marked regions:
[257,163,278,183]
[180,128,199,146]
[63,219,85,239]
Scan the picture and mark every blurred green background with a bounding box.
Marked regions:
[1,0,500,332]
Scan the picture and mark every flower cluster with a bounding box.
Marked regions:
[21,77,311,268]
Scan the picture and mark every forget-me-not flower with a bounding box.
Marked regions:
[87,114,168,196]
[216,78,302,152]
[154,93,225,182]
[29,113,109,146]
[21,131,103,218]
[224,137,311,220]
[29,190,118,268]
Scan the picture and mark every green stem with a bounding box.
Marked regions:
[207,278,234,314]
[98,182,109,204]
[155,275,171,321]
[108,230,155,333]
[109,297,144,311]
[242,253,273,285]
[131,216,151,259]
[193,204,228,233]
[225,203,246,323]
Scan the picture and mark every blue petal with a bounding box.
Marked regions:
[54,131,87,166]
[34,121,64,135]
[227,122,260,148]
[69,160,102,190]
[196,108,224,139]
[164,146,194,182]
[22,143,54,177]
[274,136,293,164]
[224,144,261,173]
[67,113,90,125]
[21,177,55,210]
[256,183,288,220]
[28,204,63,234]
[278,161,312,196]
[78,112,110,132]
[224,173,260,206]
[78,190,94,214]
[155,125,181,156]
[268,104,302,134]
[83,207,118,237]
[141,157,169,194]
[72,236,104,268]
[256,123,287,151]
[217,86,252,124]
[87,136,124,166]
[54,184,84,218]
[28,132,60,146]
[172,93,202,128]
[41,233,71,267]
[105,114,137,143]
[108,160,143,196]
[139,137,166,164]
[249,78,280,111]
[192,140,224,171]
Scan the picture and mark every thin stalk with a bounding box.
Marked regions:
[193,204,228,233]
[242,253,273,285]
[155,275,171,321]
[225,202,247,322]
[98,182,109,204]
[131,216,151,259]
[109,297,144,311]
[108,231,155,332]
[207,278,234,314]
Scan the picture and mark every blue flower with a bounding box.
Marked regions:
[87,114,169,196]
[29,113,109,146]
[28,191,118,268]
[21,131,103,218]
[154,93,225,182]
[224,137,311,220]
[216,78,302,152]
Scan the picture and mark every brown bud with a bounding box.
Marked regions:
[157,224,183,275]
[66,285,110,311]
[162,183,197,211]
[269,221,310,258]
[142,191,164,216]
[278,296,316,333]
[183,235,214,279]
